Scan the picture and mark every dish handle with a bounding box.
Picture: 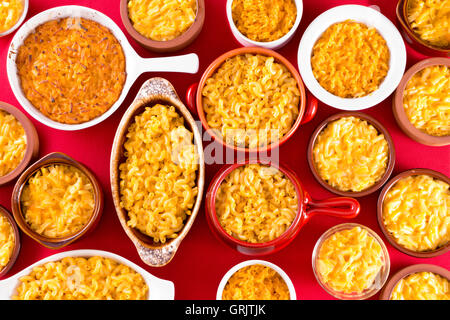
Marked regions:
[0,277,15,299]
[135,240,181,268]
[137,53,199,74]
[301,92,318,125]
[185,82,199,117]
[303,193,360,222]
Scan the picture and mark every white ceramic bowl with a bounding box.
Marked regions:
[0,0,28,37]
[298,5,406,110]
[225,0,303,50]
[0,249,175,300]
[216,260,297,300]
[7,5,199,131]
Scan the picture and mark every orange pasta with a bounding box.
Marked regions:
[0,0,24,33]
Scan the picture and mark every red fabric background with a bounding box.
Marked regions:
[0,0,448,300]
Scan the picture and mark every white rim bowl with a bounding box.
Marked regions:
[226,0,303,50]
[216,259,297,300]
[0,0,29,37]
[298,5,406,110]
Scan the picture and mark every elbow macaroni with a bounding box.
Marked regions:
[215,164,298,243]
[0,0,23,33]
[222,264,290,300]
[21,164,95,238]
[0,214,15,271]
[231,0,297,42]
[128,0,197,41]
[119,104,198,244]
[382,175,450,252]
[202,54,300,148]
[317,226,384,294]
[313,116,389,192]
[403,65,449,137]
[0,110,27,177]
[14,256,148,300]
[391,272,449,300]
[311,20,390,98]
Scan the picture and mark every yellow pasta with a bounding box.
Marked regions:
[231,0,297,42]
[0,214,15,271]
[391,272,449,300]
[313,116,389,192]
[311,20,390,98]
[215,164,298,243]
[317,226,384,294]
[14,256,148,300]
[383,175,450,252]
[128,0,197,41]
[403,65,449,137]
[0,110,26,177]
[21,164,95,238]
[202,54,300,148]
[0,0,24,33]
[222,264,290,300]
[119,104,198,244]
[407,0,450,48]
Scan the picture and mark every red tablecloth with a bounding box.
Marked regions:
[0,0,448,300]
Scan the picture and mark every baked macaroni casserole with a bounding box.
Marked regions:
[390,272,449,300]
[0,214,15,271]
[0,110,27,177]
[0,0,23,33]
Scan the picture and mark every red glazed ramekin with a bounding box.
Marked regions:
[205,159,360,256]
[186,47,318,153]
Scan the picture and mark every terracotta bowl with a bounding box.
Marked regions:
[11,152,104,249]
[379,264,450,300]
[0,0,28,37]
[396,0,449,57]
[0,205,21,278]
[120,0,205,52]
[377,168,450,258]
[393,57,450,147]
[186,46,318,153]
[205,159,360,256]
[110,77,205,267]
[307,112,396,197]
[0,101,39,187]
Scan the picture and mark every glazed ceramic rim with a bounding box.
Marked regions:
[216,259,297,300]
[195,46,307,153]
[307,112,396,197]
[392,57,450,146]
[298,4,407,110]
[0,0,29,37]
[225,0,303,50]
[120,0,205,52]
[0,206,21,278]
[11,152,103,249]
[311,223,390,300]
[377,168,450,258]
[379,264,450,300]
[0,101,39,186]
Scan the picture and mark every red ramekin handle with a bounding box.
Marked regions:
[304,195,360,222]
[185,83,199,117]
[301,92,318,125]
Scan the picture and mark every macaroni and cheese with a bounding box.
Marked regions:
[0,0,23,33]
[383,175,450,252]
[16,18,126,124]
[128,0,197,41]
[222,264,290,300]
[119,104,198,244]
[317,226,384,294]
[391,272,449,300]
[407,0,450,48]
[313,116,389,192]
[202,54,300,148]
[0,214,15,271]
[215,164,298,243]
[21,164,95,238]
[231,0,297,42]
[0,110,27,177]
[311,20,390,98]
[403,65,449,137]
[14,256,148,300]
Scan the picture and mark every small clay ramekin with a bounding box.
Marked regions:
[120,0,205,52]
[380,264,450,300]
[307,112,396,197]
[0,102,39,187]
[396,0,449,57]
[377,168,450,258]
[393,57,450,147]
[11,152,104,249]
[0,205,21,278]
